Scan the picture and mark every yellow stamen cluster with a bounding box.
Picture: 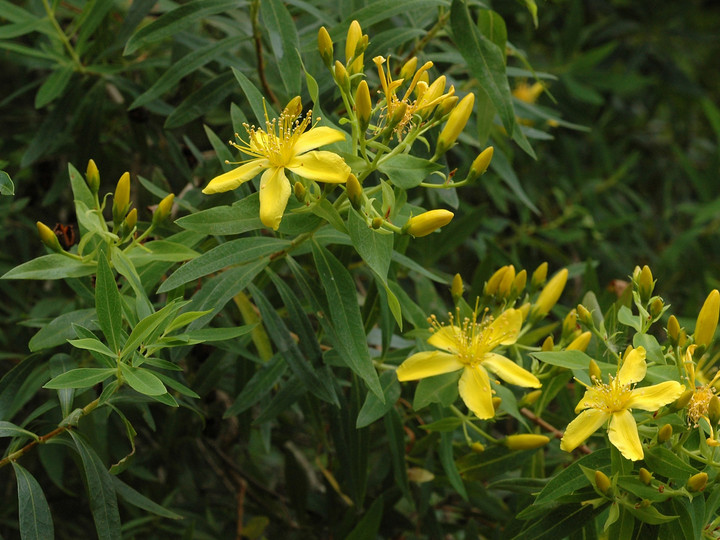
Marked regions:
[372,56,454,138]
[688,385,716,426]
[230,109,318,168]
[584,375,633,413]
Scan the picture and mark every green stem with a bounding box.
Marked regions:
[42,0,85,73]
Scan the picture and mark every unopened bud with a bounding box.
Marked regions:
[541,335,554,351]
[124,208,137,231]
[531,262,548,289]
[710,396,720,425]
[492,397,502,410]
[333,61,349,92]
[345,20,362,64]
[466,147,494,182]
[577,304,593,327]
[112,172,131,224]
[451,273,464,301]
[504,434,550,450]
[562,309,578,338]
[637,265,654,303]
[497,265,516,298]
[650,297,664,318]
[346,174,362,210]
[512,270,527,295]
[355,80,372,132]
[371,217,383,229]
[485,266,509,296]
[471,441,485,453]
[518,303,531,321]
[589,359,601,381]
[37,221,62,252]
[399,56,418,82]
[317,26,334,68]
[152,193,174,224]
[688,472,708,492]
[521,389,542,406]
[405,210,454,237]
[668,315,681,345]
[594,470,612,496]
[294,181,306,202]
[566,331,591,352]
[283,96,302,119]
[670,389,694,412]
[407,467,434,483]
[436,95,458,118]
[657,424,673,443]
[86,159,100,194]
[532,268,568,318]
[639,467,653,485]
[695,289,720,348]
[435,93,474,157]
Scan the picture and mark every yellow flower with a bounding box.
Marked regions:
[396,307,540,419]
[202,104,350,230]
[560,347,684,461]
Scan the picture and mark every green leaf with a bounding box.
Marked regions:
[69,432,122,540]
[477,9,507,52]
[96,252,123,353]
[0,355,47,421]
[625,502,678,525]
[643,447,697,484]
[356,371,400,428]
[119,364,167,396]
[179,325,255,343]
[532,448,611,506]
[232,68,277,125]
[1,254,96,280]
[346,494,384,540]
[126,240,200,266]
[450,0,515,134]
[12,461,55,540]
[618,305,642,332]
[348,208,393,280]
[311,241,383,401]
[377,154,443,189]
[249,284,338,406]
[413,371,460,410]
[111,248,153,320]
[49,353,76,417]
[68,162,95,209]
[253,377,306,424]
[384,408,411,501]
[419,416,464,432]
[488,146,539,214]
[224,355,287,417]
[184,258,270,330]
[176,195,264,235]
[130,37,239,109]
[67,338,116,359]
[261,0,303,96]
[44,368,116,390]
[124,0,240,55]
[165,71,236,129]
[35,65,73,108]
[513,502,605,540]
[120,302,185,360]
[29,309,97,351]
[0,170,15,195]
[151,371,200,399]
[112,477,182,519]
[159,237,289,293]
[0,420,39,440]
[433,404,468,501]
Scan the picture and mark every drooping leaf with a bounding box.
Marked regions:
[13,461,55,540]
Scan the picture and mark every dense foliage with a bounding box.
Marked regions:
[1,1,720,539]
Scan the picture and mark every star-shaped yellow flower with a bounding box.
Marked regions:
[396,308,540,419]
[560,347,685,461]
[202,104,350,230]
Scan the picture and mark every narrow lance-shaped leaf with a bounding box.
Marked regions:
[311,241,383,401]
[13,461,55,540]
[96,251,123,354]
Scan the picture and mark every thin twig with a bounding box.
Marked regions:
[250,0,279,108]
[520,407,592,454]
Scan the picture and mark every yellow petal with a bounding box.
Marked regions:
[202,159,268,194]
[482,353,541,388]
[617,347,647,386]
[294,127,346,155]
[560,408,609,453]
[427,325,462,353]
[574,387,607,413]
[258,167,291,230]
[627,381,685,411]
[458,365,495,419]
[608,410,644,461]
[480,309,522,349]
[286,150,350,183]
[396,350,463,381]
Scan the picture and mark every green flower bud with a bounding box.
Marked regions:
[657,423,673,443]
[668,315,681,345]
[112,172,131,225]
[688,472,708,492]
[86,159,100,194]
[334,61,350,93]
[471,441,485,453]
[650,297,664,318]
[513,269,527,295]
[36,221,62,252]
[497,264,516,298]
[531,262,548,289]
[637,265,654,303]
[466,147,494,182]
[639,467,653,486]
[346,174,363,210]
[124,208,137,231]
[317,26,334,68]
[669,389,694,412]
[152,193,174,225]
[451,273,464,301]
[294,181,306,202]
[577,304,594,327]
[371,217,383,229]
[595,470,612,496]
[355,80,372,133]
